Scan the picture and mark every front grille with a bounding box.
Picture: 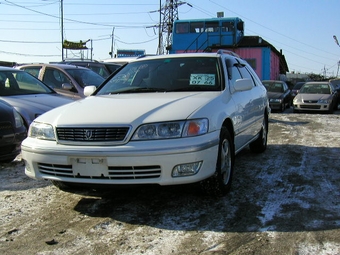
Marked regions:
[0,121,13,132]
[56,127,130,142]
[303,100,318,103]
[38,163,73,177]
[301,105,321,109]
[38,163,161,180]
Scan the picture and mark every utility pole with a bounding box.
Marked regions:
[110,27,115,58]
[61,0,64,60]
[157,0,163,55]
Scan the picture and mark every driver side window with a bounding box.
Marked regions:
[43,68,68,89]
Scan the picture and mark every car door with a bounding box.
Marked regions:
[227,60,257,151]
[282,82,291,105]
[238,64,264,140]
[42,68,80,99]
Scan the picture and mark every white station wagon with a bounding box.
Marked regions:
[22,51,270,196]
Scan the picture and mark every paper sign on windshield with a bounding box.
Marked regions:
[190,74,215,86]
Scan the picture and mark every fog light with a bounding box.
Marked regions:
[23,160,31,172]
[172,161,202,177]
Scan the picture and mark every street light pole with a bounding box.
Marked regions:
[333,35,339,77]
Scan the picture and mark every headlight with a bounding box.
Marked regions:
[132,119,208,140]
[318,99,331,104]
[29,122,56,140]
[270,98,282,103]
[13,109,24,128]
[293,98,301,103]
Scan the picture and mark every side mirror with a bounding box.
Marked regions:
[234,78,253,92]
[61,83,73,91]
[84,85,97,97]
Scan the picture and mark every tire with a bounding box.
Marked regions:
[249,114,268,153]
[280,103,285,112]
[0,156,17,163]
[200,128,234,196]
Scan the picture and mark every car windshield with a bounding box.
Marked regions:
[64,69,105,88]
[96,57,221,95]
[263,82,283,93]
[293,82,305,90]
[0,70,54,96]
[299,83,330,94]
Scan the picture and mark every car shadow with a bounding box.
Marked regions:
[73,143,340,233]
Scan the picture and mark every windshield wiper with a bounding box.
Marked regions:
[169,86,218,92]
[111,87,168,94]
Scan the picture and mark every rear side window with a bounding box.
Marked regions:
[238,66,255,87]
[20,67,41,78]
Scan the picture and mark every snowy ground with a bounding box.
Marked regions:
[1,108,340,255]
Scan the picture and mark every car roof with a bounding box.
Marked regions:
[304,81,329,85]
[17,63,90,70]
[262,80,285,83]
[0,66,24,71]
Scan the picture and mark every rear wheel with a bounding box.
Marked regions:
[249,114,268,153]
[200,128,234,196]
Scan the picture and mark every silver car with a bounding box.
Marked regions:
[293,81,339,113]
[17,63,105,99]
[0,67,73,128]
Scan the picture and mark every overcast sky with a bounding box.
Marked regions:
[1,0,340,76]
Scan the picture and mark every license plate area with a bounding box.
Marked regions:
[71,158,108,177]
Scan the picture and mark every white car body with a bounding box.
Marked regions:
[293,81,338,112]
[21,52,270,195]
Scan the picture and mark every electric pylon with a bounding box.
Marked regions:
[157,1,190,55]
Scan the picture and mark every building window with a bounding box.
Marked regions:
[176,22,189,34]
[190,22,204,33]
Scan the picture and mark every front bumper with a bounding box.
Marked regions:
[21,131,220,186]
[293,103,331,111]
[269,102,282,110]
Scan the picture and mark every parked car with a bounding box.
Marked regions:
[262,80,292,112]
[293,81,338,113]
[329,78,340,105]
[291,81,306,98]
[57,60,122,78]
[0,66,74,128]
[102,57,139,65]
[17,63,105,99]
[21,51,270,196]
[0,99,27,163]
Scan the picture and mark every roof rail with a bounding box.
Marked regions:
[216,49,241,58]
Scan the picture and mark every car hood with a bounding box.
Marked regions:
[2,94,73,112]
[0,101,13,122]
[0,93,74,125]
[37,92,221,126]
[267,92,284,99]
[295,93,331,101]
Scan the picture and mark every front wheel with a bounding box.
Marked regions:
[249,114,268,153]
[200,128,234,196]
[280,103,285,112]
